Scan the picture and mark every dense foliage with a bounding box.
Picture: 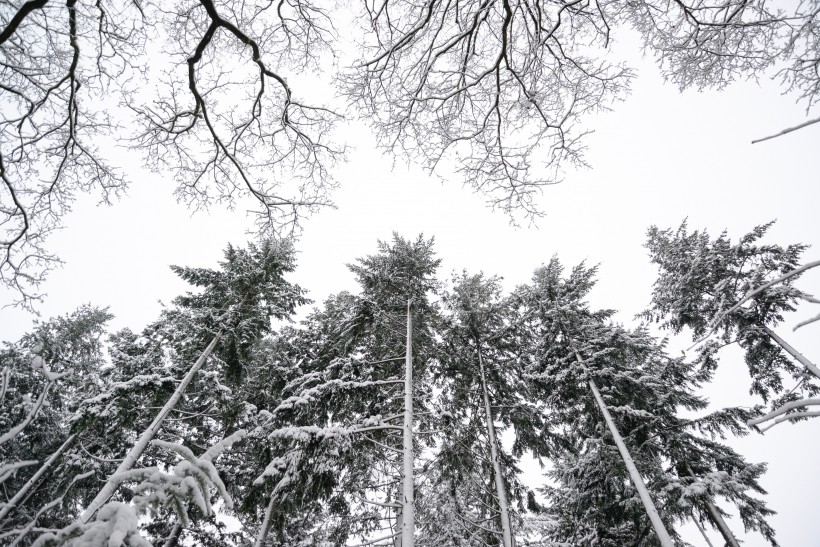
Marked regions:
[1,226,816,546]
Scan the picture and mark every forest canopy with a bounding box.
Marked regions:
[1,0,819,306]
[0,227,817,546]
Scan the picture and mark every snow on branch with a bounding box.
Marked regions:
[751,115,820,144]
[747,398,820,431]
[691,259,820,348]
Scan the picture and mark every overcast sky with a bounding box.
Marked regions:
[1,25,818,547]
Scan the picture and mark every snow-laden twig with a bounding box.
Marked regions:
[0,461,38,486]
[690,259,820,349]
[747,398,820,428]
[794,311,820,330]
[758,410,820,432]
[751,115,820,144]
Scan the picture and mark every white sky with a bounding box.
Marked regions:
[1,22,818,547]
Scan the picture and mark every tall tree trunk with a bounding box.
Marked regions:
[692,516,715,547]
[587,378,674,547]
[393,500,403,547]
[80,331,224,523]
[401,299,414,547]
[476,340,514,547]
[703,500,741,547]
[762,325,820,380]
[685,464,741,547]
[0,433,76,523]
[254,494,276,547]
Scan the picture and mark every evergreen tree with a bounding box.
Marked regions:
[245,234,442,546]
[0,306,113,542]
[23,238,308,545]
[432,272,553,545]
[643,220,819,427]
[516,258,776,546]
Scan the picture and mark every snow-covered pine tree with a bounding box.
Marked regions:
[432,272,553,546]
[516,258,777,546]
[643,221,819,431]
[74,238,306,537]
[0,306,112,542]
[246,234,441,546]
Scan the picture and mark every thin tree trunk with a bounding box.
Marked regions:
[254,494,276,547]
[692,516,715,547]
[0,380,53,447]
[587,378,674,547]
[0,433,77,523]
[476,341,513,547]
[401,299,414,547]
[762,325,820,380]
[393,501,403,547]
[685,464,740,547]
[80,331,224,523]
[703,500,741,547]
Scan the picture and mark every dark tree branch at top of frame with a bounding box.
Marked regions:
[1,0,818,308]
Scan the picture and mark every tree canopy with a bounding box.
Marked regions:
[1,0,818,305]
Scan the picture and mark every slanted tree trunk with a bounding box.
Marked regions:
[80,331,224,522]
[254,494,276,547]
[401,299,415,547]
[682,464,740,547]
[587,376,674,547]
[0,433,77,524]
[476,340,513,547]
[762,325,820,380]
[692,515,715,547]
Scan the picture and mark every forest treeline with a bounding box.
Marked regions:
[0,221,817,546]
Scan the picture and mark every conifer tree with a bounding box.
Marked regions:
[74,238,305,536]
[434,272,553,546]
[644,221,819,430]
[516,259,776,546]
[0,307,113,540]
[246,234,441,546]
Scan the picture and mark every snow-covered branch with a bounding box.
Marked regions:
[692,259,820,348]
[748,398,820,430]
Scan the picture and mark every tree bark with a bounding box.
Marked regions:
[80,331,224,523]
[692,516,715,547]
[476,341,514,547]
[587,378,674,547]
[703,499,741,547]
[0,433,76,524]
[401,299,414,547]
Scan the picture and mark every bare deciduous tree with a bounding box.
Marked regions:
[2,0,818,307]
[1,0,340,308]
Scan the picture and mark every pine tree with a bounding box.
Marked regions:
[433,272,553,546]
[244,234,442,546]
[0,306,113,542]
[67,238,305,541]
[643,220,819,430]
[516,258,776,546]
